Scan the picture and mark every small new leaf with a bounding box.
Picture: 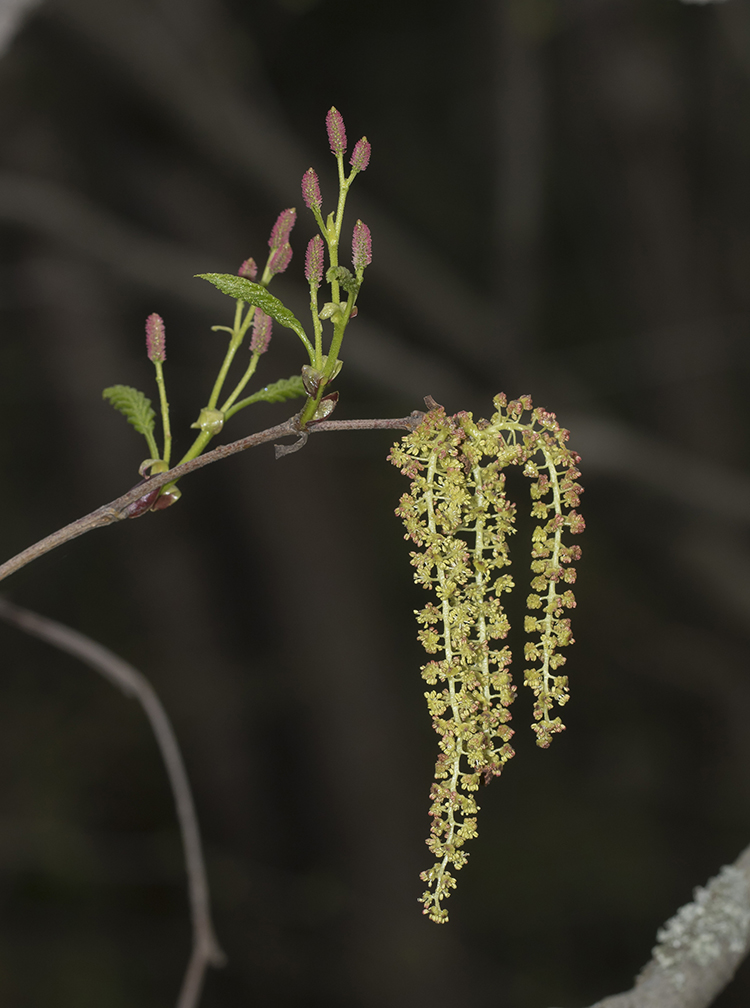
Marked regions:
[225,375,306,418]
[103,385,156,440]
[325,265,359,295]
[244,375,305,405]
[196,274,311,355]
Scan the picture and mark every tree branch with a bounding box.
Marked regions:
[0,596,226,1008]
[0,410,425,584]
[556,844,750,1008]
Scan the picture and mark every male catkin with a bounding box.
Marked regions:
[389,396,584,922]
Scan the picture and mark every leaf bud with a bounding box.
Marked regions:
[305,234,324,288]
[190,407,224,436]
[152,487,182,510]
[301,168,322,210]
[350,137,371,172]
[145,313,166,363]
[326,106,347,157]
[320,355,343,382]
[238,257,258,279]
[125,487,161,519]
[250,310,272,354]
[312,391,338,421]
[318,302,344,321]
[268,208,296,250]
[352,220,372,273]
[139,458,168,476]
[268,242,293,276]
[301,364,324,396]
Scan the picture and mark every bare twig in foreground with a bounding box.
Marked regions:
[0,410,425,584]
[0,596,225,1008]
[556,843,750,1008]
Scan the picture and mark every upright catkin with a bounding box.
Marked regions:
[389,395,584,923]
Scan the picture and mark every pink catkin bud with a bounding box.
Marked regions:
[268,242,293,276]
[352,220,372,273]
[238,257,258,280]
[250,311,272,354]
[326,106,347,157]
[268,208,296,250]
[146,313,166,363]
[301,168,322,210]
[305,234,324,288]
[350,137,371,172]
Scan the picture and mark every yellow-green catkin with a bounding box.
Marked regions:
[388,395,584,923]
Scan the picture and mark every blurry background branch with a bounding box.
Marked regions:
[0,597,225,1008]
[0,0,42,55]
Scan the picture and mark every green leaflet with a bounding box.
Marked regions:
[196,274,310,347]
[240,374,305,405]
[325,265,360,295]
[102,385,156,440]
[224,375,305,419]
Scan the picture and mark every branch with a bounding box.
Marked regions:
[0,410,425,584]
[556,844,750,1008]
[0,597,226,1008]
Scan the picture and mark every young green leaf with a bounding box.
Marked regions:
[224,375,305,419]
[103,385,160,460]
[103,385,156,438]
[196,273,313,359]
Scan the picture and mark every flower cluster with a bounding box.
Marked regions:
[389,395,583,922]
[145,312,166,363]
[267,208,296,277]
[105,107,373,499]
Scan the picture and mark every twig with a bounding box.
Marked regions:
[0,597,226,1008]
[0,411,425,584]
[554,843,750,1008]
[8,172,750,524]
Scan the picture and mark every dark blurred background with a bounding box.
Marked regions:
[0,0,749,1005]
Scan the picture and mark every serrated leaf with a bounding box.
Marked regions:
[326,264,360,295]
[196,273,310,345]
[227,375,306,418]
[102,385,156,438]
[248,374,305,404]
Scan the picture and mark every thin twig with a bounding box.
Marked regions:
[0,597,225,1008]
[0,411,425,584]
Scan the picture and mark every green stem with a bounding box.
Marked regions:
[179,300,255,474]
[224,388,271,421]
[323,293,355,377]
[220,352,261,413]
[326,154,349,304]
[175,428,214,472]
[206,300,244,410]
[144,427,160,463]
[237,303,257,340]
[299,289,356,427]
[310,284,323,367]
[334,154,349,236]
[153,360,172,467]
[425,446,462,919]
[539,446,564,729]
